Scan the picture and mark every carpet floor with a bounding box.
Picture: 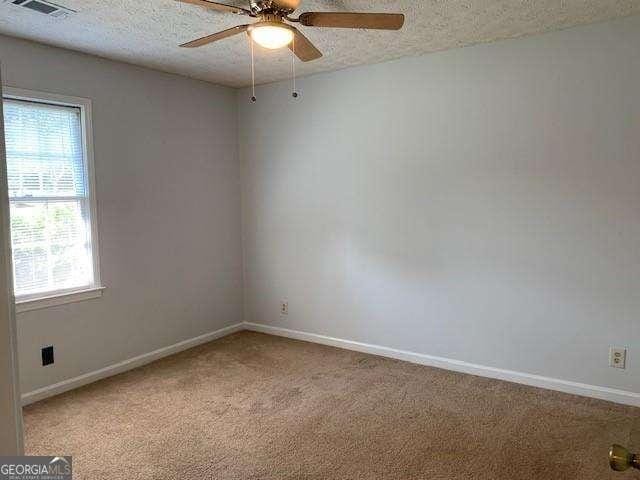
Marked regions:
[24,331,640,479]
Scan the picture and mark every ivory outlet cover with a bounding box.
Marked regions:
[609,347,627,369]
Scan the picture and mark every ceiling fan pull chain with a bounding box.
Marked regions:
[292,36,298,99]
[250,38,257,102]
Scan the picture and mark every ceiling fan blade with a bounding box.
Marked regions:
[176,0,251,15]
[289,27,322,62]
[180,24,250,47]
[297,12,404,30]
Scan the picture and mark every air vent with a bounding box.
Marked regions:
[8,0,75,17]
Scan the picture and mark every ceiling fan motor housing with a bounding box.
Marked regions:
[250,0,299,15]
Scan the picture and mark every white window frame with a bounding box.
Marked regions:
[2,87,103,313]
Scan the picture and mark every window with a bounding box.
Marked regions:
[2,88,102,311]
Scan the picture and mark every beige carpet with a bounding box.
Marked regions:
[24,331,640,479]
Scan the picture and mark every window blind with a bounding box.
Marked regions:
[3,99,95,298]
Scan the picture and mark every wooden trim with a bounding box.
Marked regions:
[21,323,244,405]
[244,322,640,407]
[0,70,24,455]
[2,86,103,302]
[16,287,105,313]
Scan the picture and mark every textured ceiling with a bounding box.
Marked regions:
[0,0,638,87]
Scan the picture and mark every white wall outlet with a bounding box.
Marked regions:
[280,301,288,315]
[609,347,627,369]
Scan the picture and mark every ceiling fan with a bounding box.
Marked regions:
[177,0,405,62]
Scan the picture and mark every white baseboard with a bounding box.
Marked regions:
[22,321,640,408]
[244,322,640,408]
[21,322,244,406]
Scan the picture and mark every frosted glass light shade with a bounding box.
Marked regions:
[250,25,294,49]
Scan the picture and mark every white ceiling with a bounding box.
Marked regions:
[0,0,638,87]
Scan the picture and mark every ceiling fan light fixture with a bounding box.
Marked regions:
[178,0,405,63]
[249,23,294,49]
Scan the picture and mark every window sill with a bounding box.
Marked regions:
[15,287,105,314]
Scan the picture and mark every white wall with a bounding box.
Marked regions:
[239,15,640,394]
[0,35,243,394]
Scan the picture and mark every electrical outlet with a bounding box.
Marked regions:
[609,347,627,369]
[41,345,54,366]
[280,301,288,315]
